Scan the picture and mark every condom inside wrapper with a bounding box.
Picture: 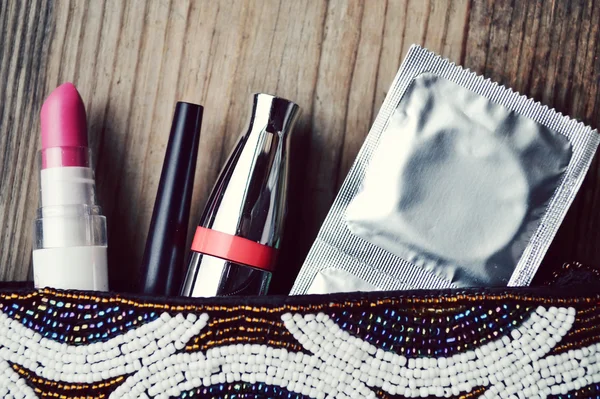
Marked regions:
[346,72,571,287]
[291,45,599,295]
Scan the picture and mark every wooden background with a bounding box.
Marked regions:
[0,0,599,294]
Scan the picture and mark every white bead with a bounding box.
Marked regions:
[508,328,522,341]
[450,376,459,387]
[483,345,495,358]
[541,368,550,378]
[408,358,416,369]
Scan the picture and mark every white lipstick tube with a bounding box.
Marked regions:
[33,147,108,291]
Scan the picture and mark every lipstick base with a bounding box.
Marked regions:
[180,252,271,297]
[32,246,108,291]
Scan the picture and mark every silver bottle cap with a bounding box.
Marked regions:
[180,93,300,297]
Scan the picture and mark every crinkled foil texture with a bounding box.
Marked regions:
[291,45,599,295]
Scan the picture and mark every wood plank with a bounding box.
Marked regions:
[302,0,365,227]
[338,0,387,183]
[0,0,599,293]
[0,0,54,281]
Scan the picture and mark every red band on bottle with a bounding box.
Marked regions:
[190,226,277,272]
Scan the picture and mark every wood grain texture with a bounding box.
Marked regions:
[0,0,53,281]
[0,0,599,293]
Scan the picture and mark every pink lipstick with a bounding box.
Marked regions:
[41,82,88,149]
[33,82,109,291]
[40,83,89,169]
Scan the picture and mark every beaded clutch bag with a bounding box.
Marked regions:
[1,280,600,399]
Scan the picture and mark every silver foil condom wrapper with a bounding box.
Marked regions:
[291,45,599,295]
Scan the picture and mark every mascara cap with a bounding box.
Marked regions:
[140,102,203,296]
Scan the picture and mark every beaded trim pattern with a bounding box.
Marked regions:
[0,289,599,399]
